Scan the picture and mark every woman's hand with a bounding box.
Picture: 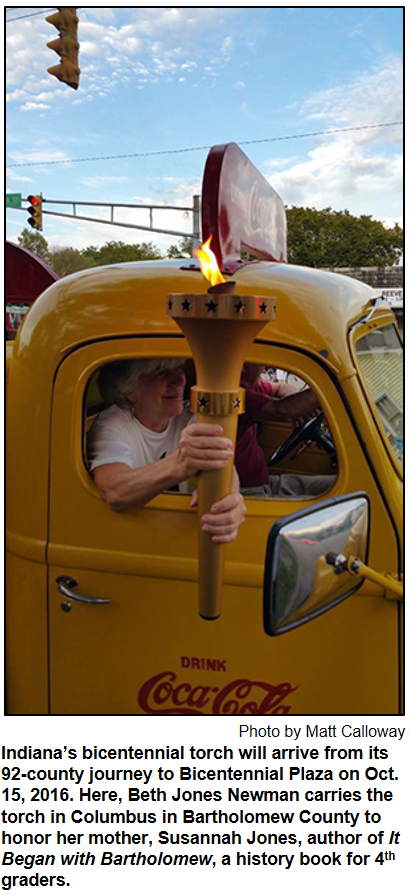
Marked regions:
[190,489,247,543]
[177,423,234,479]
[180,426,245,543]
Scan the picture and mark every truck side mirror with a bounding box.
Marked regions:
[263,494,370,636]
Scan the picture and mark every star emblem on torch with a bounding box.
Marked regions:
[205,299,218,313]
[167,299,173,311]
[181,299,191,312]
[234,300,246,314]
[233,397,241,409]
[260,302,267,314]
[199,396,209,410]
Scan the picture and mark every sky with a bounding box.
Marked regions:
[5,6,403,255]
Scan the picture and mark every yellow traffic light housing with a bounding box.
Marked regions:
[46,8,80,90]
[27,195,43,231]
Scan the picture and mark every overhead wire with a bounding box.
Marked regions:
[6,121,403,169]
[5,8,58,21]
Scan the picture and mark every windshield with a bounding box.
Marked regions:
[355,323,403,466]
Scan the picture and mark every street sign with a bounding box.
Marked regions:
[6,193,22,208]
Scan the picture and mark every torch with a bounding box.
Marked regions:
[167,237,276,619]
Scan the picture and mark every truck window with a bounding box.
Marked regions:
[355,323,403,466]
[84,359,337,501]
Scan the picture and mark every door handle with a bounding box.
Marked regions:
[56,576,111,605]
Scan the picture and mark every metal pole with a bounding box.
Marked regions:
[38,199,194,212]
[192,194,201,255]
[36,209,194,239]
[16,198,198,241]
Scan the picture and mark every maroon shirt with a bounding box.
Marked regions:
[235,381,274,487]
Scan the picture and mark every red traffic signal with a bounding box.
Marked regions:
[46,7,80,90]
[27,195,43,231]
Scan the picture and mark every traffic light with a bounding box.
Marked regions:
[27,195,43,231]
[46,8,80,90]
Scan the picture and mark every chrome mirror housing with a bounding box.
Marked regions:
[263,494,370,635]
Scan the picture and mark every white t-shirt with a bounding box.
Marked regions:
[88,404,195,486]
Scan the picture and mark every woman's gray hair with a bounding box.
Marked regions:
[98,358,184,408]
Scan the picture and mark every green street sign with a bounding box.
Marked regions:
[6,193,22,209]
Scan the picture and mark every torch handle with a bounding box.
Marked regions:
[196,414,238,619]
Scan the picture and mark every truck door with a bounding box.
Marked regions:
[48,339,401,714]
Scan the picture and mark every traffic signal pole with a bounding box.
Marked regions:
[16,197,201,250]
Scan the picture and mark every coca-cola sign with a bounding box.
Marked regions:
[201,143,287,272]
[138,670,297,715]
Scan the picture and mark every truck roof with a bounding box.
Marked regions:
[16,258,387,373]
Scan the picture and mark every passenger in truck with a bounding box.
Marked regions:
[236,363,336,497]
[88,358,246,543]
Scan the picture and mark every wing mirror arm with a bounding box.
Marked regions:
[326,553,403,601]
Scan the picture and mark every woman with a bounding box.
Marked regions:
[88,357,246,543]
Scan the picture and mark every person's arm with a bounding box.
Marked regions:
[93,423,233,512]
[252,387,320,424]
[93,454,188,512]
[93,424,246,542]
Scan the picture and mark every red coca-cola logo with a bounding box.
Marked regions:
[138,671,298,715]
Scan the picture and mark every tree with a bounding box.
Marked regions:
[47,247,97,278]
[18,228,50,262]
[286,207,403,268]
[48,239,164,277]
[167,236,194,258]
[83,240,162,266]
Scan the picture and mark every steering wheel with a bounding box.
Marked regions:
[267,411,336,467]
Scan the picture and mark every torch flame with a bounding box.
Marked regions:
[195,236,226,287]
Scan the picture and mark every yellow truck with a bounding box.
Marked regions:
[6,145,403,715]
